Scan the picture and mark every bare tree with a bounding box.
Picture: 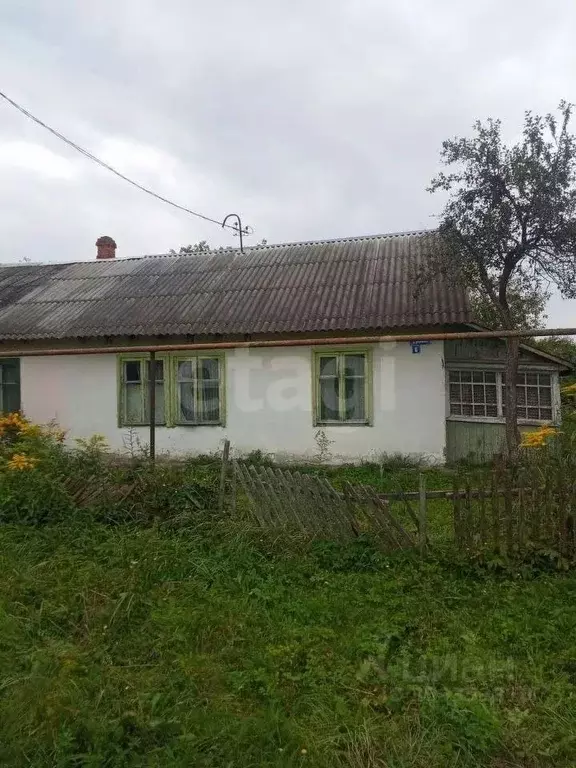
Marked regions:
[429,101,576,460]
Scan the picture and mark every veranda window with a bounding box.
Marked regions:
[448,369,555,422]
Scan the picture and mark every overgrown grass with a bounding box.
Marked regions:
[1,521,576,767]
[1,418,575,765]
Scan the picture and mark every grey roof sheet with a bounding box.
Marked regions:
[0,231,472,341]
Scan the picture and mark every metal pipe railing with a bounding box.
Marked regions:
[0,326,574,358]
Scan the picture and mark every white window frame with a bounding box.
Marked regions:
[445,364,561,425]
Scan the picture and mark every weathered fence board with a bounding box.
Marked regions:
[453,467,576,557]
[232,462,417,549]
[228,452,576,560]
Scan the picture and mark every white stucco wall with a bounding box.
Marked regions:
[20,341,447,462]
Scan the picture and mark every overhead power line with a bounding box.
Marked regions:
[0,89,250,235]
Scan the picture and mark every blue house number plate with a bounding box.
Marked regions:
[410,341,432,354]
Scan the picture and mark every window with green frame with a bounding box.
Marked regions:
[314,350,371,424]
[174,355,223,425]
[117,354,224,427]
[0,359,20,414]
[119,357,166,426]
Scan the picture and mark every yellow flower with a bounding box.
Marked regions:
[520,425,559,448]
[18,423,42,438]
[0,412,30,436]
[7,453,39,471]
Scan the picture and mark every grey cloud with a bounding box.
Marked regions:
[0,0,575,322]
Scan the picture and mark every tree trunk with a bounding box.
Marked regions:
[504,337,521,463]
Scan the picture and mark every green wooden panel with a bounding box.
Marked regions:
[445,338,563,367]
[446,421,537,463]
[446,421,506,463]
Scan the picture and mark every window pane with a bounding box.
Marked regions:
[486,385,497,404]
[539,373,551,386]
[449,383,461,402]
[460,371,472,382]
[200,382,220,422]
[319,356,337,377]
[525,373,538,386]
[344,354,365,377]
[473,404,486,416]
[540,387,552,406]
[0,360,21,413]
[486,404,498,417]
[526,387,539,406]
[179,382,196,422]
[473,384,484,401]
[472,371,484,383]
[178,360,195,380]
[527,407,540,420]
[344,377,365,420]
[461,384,472,403]
[125,361,141,383]
[462,403,473,416]
[2,384,19,413]
[1,362,19,386]
[175,358,222,423]
[153,360,164,382]
[319,378,340,421]
[541,407,552,420]
[125,382,143,423]
[484,371,496,383]
[448,371,460,383]
[153,383,165,424]
[451,403,463,415]
[199,358,219,381]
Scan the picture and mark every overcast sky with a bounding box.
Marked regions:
[0,0,575,326]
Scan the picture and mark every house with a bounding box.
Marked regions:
[0,231,569,463]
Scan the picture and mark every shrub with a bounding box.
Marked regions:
[0,469,74,524]
[0,414,221,526]
[97,463,220,525]
[0,414,73,524]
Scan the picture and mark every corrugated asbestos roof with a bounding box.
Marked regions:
[0,231,472,341]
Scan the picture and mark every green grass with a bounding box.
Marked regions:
[1,520,576,767]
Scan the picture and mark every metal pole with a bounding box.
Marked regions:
[218,439,231,514]
[418,473,428,556]
[149,350,156,464]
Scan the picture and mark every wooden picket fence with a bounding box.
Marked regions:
[453,467,576,556]
[232,461,421,552]
[217,441,576,559]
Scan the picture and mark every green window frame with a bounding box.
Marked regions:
[313,348,373,425]
[117,353,225,427]
[0,359,21,414]
[118,356,167,427]
[172,354,225,426]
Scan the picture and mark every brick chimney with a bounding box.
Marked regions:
[95,235,117,260]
